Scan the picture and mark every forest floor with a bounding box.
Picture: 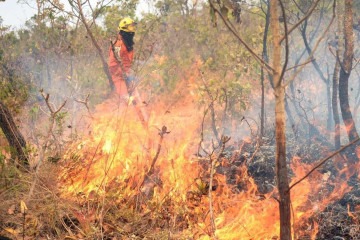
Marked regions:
[1,127,360,240]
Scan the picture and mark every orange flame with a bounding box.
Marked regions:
[58,72,354,239]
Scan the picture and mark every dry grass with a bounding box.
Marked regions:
[0,161,195,240]
[1,136,360,239]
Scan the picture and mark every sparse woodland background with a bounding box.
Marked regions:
[1,0,360,239]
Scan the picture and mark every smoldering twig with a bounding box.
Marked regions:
[148,125,170,175]
[138,126,170,190]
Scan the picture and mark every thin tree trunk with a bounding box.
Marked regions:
[270,1,291,239]
[260,0,271,137]
[339,0,359,143]
[301,18,334,132]
[76,0,114,91]
[0,100,28,166]
[326,76,333,131]
[333,0,342,149]
[333,50,341,149]
[261,67,265,137]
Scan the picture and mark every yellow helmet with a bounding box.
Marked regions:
[118,17,137,32]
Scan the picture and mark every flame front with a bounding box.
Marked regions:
[58,84,354,239]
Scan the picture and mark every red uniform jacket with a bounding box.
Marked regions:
[108,34,134,96]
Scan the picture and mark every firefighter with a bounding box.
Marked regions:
[108,17,137,98]
[108,17,149,126]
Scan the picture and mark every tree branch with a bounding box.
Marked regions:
[208,0,275,73]
[289,137,360,192]
[278,0,289,86]
[279,0,322,43]
[284,0,335,87]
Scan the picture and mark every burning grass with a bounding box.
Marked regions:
[56,96,360,239]
[1,94,360,239]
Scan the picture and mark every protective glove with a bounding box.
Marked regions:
[125,75,135,84]
[125,75,137,94]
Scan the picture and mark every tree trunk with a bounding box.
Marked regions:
[330,0,343,150]
[301,18,334,132]
[76,0,115,91]
[326,77,333,131]
[339,0,359,143]
[333,50,341,149]
[260,0,271,137]
[261,66,265,137]
[0,100,28,166]
[270,1,291,239]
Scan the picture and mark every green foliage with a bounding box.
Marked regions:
[138,5,262,103]
[0,152,22,189]
[0,31,29,112]
[103,0,138,34]
[55,111,68,134]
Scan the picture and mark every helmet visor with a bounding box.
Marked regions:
[124,22,137,32]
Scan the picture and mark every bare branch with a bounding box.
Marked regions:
[301,18,328,83]
[75,93,93,118]
[75,0,115,90]
[208,0,275,73]
[199,70,220,143]
[291,0,306,14]
[285,58,312,72]
[289,137,360,192]
[40,90,67,115]
[284,0,335,87]
[278,0,289,85]
[279,0,322,43]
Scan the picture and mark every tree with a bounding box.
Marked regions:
[300,13,332,132]
[0,22,30,168]
[69,0,115,91]
[331,1,344,149]
[270,5,289,240]
[0,100,28,166]
[338,0,359,146]
[260,0,271,137]
[208,0,332,239]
